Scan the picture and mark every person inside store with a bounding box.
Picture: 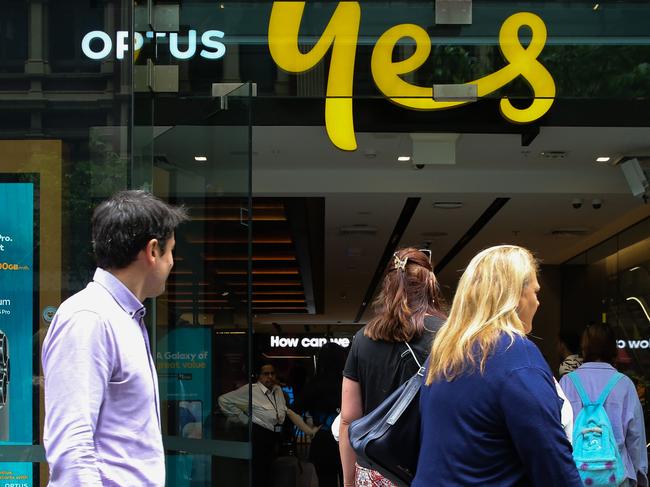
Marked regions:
[560,323,648,487]
[42,190,189,486]
[218,361,319,487]
[414,245,582,487]
[558,330,585,377]
[340,247,446,487]
[293,342,348,487]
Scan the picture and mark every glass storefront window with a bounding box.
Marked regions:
[2,1,650,485]
[561,218,650,422]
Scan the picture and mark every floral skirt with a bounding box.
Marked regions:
[354,464,398,487]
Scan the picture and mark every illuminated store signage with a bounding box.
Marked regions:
[268,2,556,151]
[270,335,351,348]
[81,29,226,60]
[618,339,650,350]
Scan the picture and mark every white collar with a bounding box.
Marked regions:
[257,382,275,395]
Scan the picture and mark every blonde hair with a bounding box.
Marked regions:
[425,245,538,385]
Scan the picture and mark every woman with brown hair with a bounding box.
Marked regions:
[339,247,446,487]
[560,324,648,487]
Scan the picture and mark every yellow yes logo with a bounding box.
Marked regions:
[268,2,555,151]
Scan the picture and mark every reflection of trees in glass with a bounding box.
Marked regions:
[412,44,650,99]
[62,156,95,297]
[62,133,129,296]
[542,46,650,99]
[418,45,481,85]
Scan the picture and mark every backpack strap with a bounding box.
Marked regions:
[404,342,425,377]
[568,372,592,406]
[568,371,624,407]
[595,372,623,406]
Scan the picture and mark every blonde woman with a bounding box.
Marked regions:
[413,245,581,487]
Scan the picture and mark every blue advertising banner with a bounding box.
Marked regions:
[157,327,212,486]
[0,182,35,487]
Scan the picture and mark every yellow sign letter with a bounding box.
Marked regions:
[371,12,555,123]
[268,1,360,151]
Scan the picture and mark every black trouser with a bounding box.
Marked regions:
[252,423,280,487]
[309,429,343,487]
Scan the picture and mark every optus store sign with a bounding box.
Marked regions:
[81,29,226,61]
[268,2,556,151]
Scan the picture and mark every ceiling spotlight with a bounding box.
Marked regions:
[221,291,230,296]
[194,155,207,162]
[397,156,411,162]
[593,3,600,10]
[433,201,463,209]
[596,156,611,163]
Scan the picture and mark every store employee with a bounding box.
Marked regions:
[220,363,311,487]
[218,363,287,433]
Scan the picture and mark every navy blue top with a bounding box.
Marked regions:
[414,333,582,487]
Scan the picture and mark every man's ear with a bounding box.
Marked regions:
[143,238,160,263]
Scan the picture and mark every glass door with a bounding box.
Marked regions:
[147,84,254,487]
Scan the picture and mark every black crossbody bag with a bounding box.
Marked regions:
[348,342,424,487]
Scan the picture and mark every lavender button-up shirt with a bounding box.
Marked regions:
[42,268,164,486]
[560,362,648,487]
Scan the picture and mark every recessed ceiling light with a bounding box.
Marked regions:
[397,156,411,162]
[194,155,207,162]
[593,3,600,10]
[596,156,611,163]
[433,202,463,209]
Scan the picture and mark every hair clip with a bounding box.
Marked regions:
[393,253,408,272]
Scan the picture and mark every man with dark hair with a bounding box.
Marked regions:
[218,361,317,487]
[42,190,188,486]
[219,362,287,487]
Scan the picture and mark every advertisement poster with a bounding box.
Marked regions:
[157,327,212,487]
[0,181,35,487]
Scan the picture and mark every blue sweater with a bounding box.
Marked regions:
[414,334,582,487]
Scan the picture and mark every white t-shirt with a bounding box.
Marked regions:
[554,378,573,443]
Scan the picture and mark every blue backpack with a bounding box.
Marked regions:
[568,372,625,487]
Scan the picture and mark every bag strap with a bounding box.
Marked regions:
[595,372,623,406]
[404,342,425,377]
[568,372,592,406]
[568,371,624,406]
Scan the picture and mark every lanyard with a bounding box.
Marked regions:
[264,387,280,424]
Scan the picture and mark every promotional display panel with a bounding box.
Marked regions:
[0,179,36,487]
[157,327,212,487]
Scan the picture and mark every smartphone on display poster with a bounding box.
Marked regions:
[0,329,8,441]
[178,400,203,439]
